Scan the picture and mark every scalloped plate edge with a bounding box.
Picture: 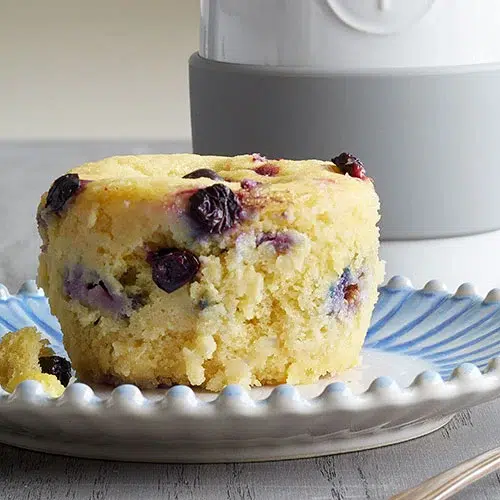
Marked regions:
[0,277,500,412]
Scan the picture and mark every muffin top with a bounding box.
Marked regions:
[39,153,376,237]
[68,153,368,185]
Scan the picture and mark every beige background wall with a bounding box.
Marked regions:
[0,0,199,140]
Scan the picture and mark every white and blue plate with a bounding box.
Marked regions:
[0,276,500,463]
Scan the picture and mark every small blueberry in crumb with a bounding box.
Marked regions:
[331,153,367,180]
[45,173,82,213]
[150,248,200,293]
[183,168,224,181]
[327,268,361,316]
[188,184,241,234]
[255,164,280,177]
[39,356,72,386]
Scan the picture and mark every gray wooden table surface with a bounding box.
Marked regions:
[1,141,499,500]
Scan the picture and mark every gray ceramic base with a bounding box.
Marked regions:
[189,53,500,240]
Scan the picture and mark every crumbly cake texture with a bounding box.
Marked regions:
[37,153,384,391]
[0,327,65,397]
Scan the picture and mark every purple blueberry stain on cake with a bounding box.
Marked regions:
[64,265,138,318]
[327,268,361,317]
[188,184,241,234]
[256,232,295,254]
[149,248,200,293]
[331,153,367,180]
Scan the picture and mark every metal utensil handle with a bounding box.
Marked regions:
[390,447,500,500]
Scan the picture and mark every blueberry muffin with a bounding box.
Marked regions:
[37,153,383,391]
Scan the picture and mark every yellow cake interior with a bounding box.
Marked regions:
[38,154,384,391]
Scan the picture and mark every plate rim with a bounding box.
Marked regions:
[0,276,500,411]
[2,277,500,461]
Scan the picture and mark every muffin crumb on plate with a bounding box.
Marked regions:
[0,327,67,397]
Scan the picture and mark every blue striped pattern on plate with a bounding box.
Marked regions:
[365,277,500,379]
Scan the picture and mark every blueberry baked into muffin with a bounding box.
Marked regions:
[37,153,384,391]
